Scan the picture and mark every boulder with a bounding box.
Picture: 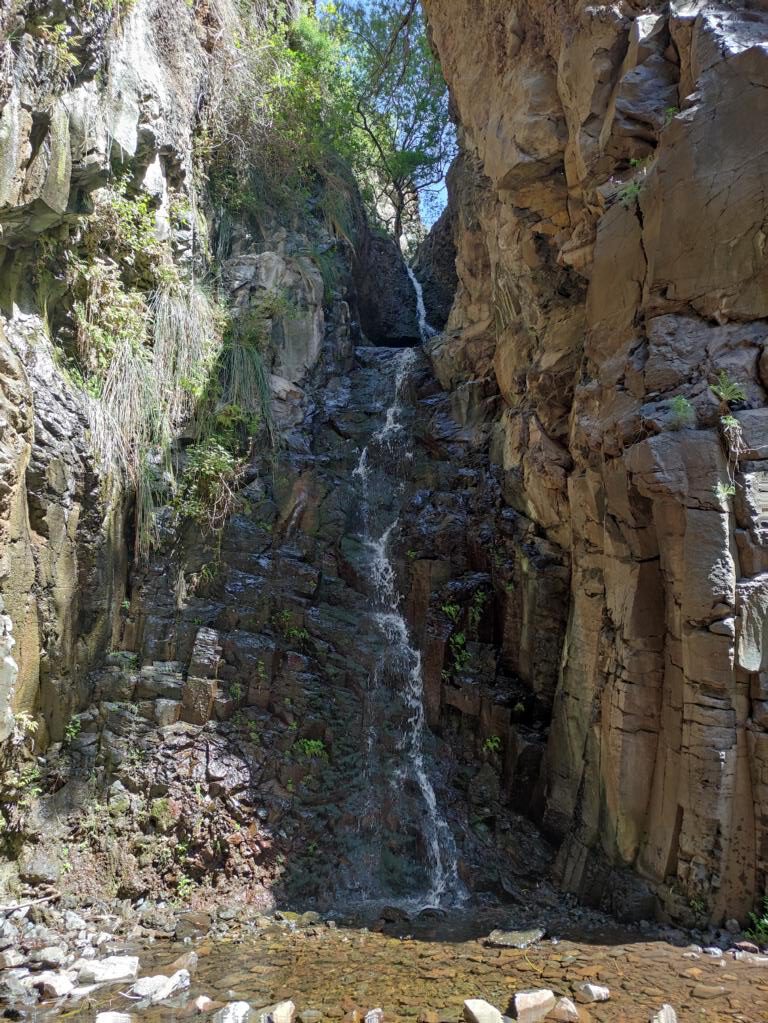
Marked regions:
[78,956,140,984]
[463,999,503,1023]
[31,971,75,998]
[511,989,555,1022]
[128,969,190,1003]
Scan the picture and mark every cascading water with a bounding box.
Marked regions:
[351,347,464,908]
[406,266,438,344]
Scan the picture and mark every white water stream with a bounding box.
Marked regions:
[353,348,463,907]
[406,266,438,344]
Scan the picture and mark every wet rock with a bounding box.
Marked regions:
[78,955,139,984]
[30,971,75,998]
[548,998,579,1022]
[650,1007,677,1023]
[691,985,727,1000]
[511,989,555,1022]
[574,983,610,1004]
[485,927,545,949]
[298,1011,323,1023]
[175,912,213,940]
[463,998,503,1023]
[702,946,723,957]
[96,1015,135,1023]
[733,940,759,954]
[129,968,190,1003]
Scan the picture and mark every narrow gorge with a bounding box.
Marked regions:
[1,1,768,1021]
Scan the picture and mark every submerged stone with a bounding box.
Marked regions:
[484,927,545,949]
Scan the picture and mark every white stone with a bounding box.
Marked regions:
[512,988,556,1022]
[214,1002,252,1023]
[576,982,610,1003]
[30,971,75,998]
[129,969,190,1004]
[650,1007,677,1023]
[463,999,504,1023]
[260,1000,296,1023]
[0,949,24,968]
[365,1010,384,1023]
[549,996,580,1022]
[78,955,140,984]
[95,1013,135,1023]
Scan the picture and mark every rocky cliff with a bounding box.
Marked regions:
[422,0,768,923]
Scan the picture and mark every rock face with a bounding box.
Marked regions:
[413,194,458,330]
[422,0,768,921]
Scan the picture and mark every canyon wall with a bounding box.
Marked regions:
[423,0,768,922]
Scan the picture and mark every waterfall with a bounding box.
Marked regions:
[352,348,463,908]
[406,266,438,344]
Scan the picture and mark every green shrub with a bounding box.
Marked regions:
[294,738,328,762]
[174,439,241,532]
[670,395,695,430]
[710,370,746,405]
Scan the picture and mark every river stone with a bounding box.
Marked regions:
[129,968,190,1003]
[298,1011,323,1023]
[31,946,67,967]
[650,1007,677,1023]
[260,999,296,1023]
[96,1015,135,1023]
[574,983,610,1003]
[485,927,545,949]
[31,971,75,998]
[78,955,140,984]
[215,1002,253,1023]
[549,997,580,1022]
[691,985,727,999]
[0,949,25,969]
[511,989,556,1022]
[463,999,503,1023]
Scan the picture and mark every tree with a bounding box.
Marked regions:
[321,1,454,248]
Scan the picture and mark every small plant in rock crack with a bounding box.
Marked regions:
[449,631,472,673]
[618,179,643,208]
[64,716,81,744]
[230,681,244,704]
[294,738,328,762]
[175,873,195,902]
[483,735,502,755]
[710,370,747,406]
[746,894,768,945]
[440,602,461,623]
[670,395,695,430]
[468,590,488,632]
[714,481,736,502]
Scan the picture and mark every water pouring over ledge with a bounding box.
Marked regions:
[406,266,438,345]
[350,347,465,910]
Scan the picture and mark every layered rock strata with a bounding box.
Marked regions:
[422,0,768,921]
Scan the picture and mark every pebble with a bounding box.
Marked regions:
[691,984,727,999]
[702,946,723,957]
[650,1007,677,1023]
[215,1002,253,1023]
[463,998,503,1023]
[95,1014,135,1023]
[575,982,610,1003]
[511,988,555,1022]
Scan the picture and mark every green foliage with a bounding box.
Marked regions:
[294,738,328,762]
[173,439,241,533]
[670,395,695,430]
[468,590,487,632]
[176,872,195,902]
[64,716,81,744]
[440,601,460,623]
[230,681,244,703]
[713,481,736,501]
[483,735,502,755]
[34,21,80,88]
[449,631,471,674]
[618,179,643,207]
[746,894,768,944]
[710,370,746,405]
